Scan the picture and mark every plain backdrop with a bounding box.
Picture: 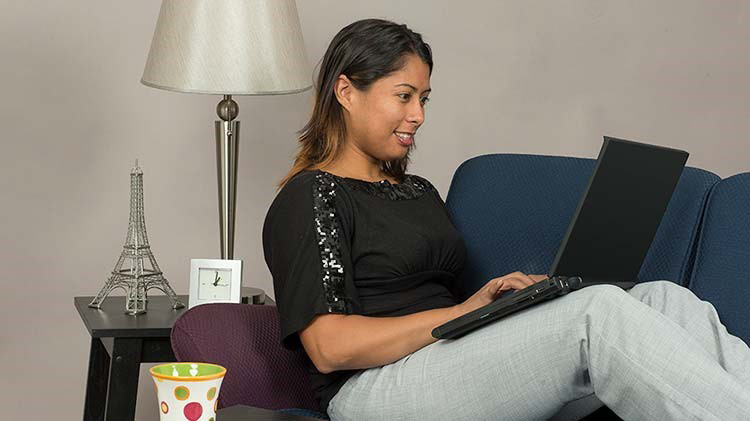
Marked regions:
[1,1,749,419]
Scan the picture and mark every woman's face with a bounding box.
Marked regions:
[336,54,431,163]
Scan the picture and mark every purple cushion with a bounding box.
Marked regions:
[170,303,324,413]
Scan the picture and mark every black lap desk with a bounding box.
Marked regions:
[76,293,273,421]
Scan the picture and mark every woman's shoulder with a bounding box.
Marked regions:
[407,172,433,185]
[278,168,344,197]
[264,168,355,238]
[270,169,350,212]
[406,173,439,195]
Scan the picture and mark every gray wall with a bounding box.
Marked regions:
[1,1,748,419]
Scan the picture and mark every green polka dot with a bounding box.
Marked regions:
[207,387,216,400]
[174,386,190,400]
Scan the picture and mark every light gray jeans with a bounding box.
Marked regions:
[327,281,750,420]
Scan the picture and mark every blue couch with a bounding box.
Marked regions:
[171,153,750,420]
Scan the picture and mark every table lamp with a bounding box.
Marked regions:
[141,0,312,259]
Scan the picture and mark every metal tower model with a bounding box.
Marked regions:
[89,160,185,315]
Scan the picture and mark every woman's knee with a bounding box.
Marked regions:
[576,283,632,303]
[573,284,634,323]
[631,279,678,292]
[628,280,689,305]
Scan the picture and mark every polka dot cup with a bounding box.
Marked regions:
[150,362,226,421]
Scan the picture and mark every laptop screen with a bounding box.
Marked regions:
[548,136,689,281]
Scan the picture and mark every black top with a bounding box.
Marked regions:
[262,168,467,413]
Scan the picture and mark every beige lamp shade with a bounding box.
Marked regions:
[141,0,312,95]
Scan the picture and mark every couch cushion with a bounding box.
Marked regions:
[445,154,718,299]
[687,173,750,343]
[170,303,324,413]
[445,154,593,299]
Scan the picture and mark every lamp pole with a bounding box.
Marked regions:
[215,95,239,260]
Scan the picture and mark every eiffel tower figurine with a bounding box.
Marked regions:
[89,160,185,315]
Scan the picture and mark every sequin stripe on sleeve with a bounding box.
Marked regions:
[311,172,351,313]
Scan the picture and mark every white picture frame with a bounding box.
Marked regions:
[188,258,243,309]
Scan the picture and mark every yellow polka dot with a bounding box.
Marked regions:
[161,401,169,414]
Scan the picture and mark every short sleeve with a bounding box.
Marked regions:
[262,171,360,351]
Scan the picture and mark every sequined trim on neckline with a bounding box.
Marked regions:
[317,170,433,201]
[311,172,351,312]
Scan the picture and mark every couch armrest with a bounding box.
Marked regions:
[688,173,750,345]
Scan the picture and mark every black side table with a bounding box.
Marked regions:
[75,292,273,421]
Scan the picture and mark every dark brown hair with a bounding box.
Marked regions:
[276,18,433,191]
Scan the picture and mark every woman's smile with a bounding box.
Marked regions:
[394,131,414,146]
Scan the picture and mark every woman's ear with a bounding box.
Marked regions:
[334,74,355,112]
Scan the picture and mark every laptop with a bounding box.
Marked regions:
[432,136,689,340]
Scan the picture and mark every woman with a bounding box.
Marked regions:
[261,18,750,420]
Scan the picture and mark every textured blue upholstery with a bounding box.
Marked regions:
[637,166,719,284]
[445,154,719,299]
[445,154,595,300]
[687,173,750,344]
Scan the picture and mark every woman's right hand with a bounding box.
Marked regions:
[453,272,549,317]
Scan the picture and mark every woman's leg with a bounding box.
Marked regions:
[327,284,750,421]
[627,280,750,388]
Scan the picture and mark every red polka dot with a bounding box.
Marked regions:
[183,402,203,421]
